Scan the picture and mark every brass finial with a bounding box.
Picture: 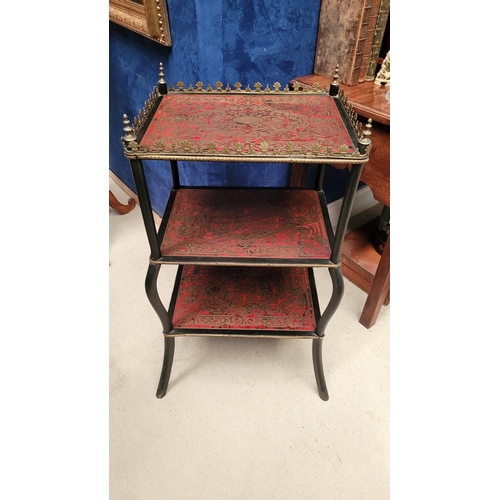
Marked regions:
[329,64,340,96]
[333,64,340,83]
[364,118,373,138]
[158,62,167,95]
[358,118,372,154]
[122,114,137,144]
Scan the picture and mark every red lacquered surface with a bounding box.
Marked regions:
[161,189,331,260]
[172,266,316,331]
[140,94,354,154]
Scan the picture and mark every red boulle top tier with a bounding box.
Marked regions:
[123,82,371,164]
[141,93,354,156]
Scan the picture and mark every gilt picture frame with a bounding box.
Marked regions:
[109,0,172,47]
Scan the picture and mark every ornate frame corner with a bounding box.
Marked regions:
[109,0,172,47]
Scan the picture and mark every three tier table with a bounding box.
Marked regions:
[120,63,372,401]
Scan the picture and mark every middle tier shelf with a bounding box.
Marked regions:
[156,187,337,266]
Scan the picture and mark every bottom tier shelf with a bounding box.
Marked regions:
[168,265,321,338]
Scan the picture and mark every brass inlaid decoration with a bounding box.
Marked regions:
[172,266,316,332]
[136,93,358,158]
[161,189,331,260]
[122,63,372,162]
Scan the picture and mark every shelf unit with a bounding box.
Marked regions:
[121,63,372,400]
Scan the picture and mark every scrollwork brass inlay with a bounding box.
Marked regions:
[122,77,370,162]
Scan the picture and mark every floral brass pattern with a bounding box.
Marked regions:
[161,189,331,259]
[173,266,316,331]
[140,93,355,156]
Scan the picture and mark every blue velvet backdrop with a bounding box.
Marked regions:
[109,0,349,216]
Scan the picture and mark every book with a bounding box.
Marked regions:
[351,0,374,84]
[314,0,373,86]
[358,0,382,82]
[366,0,390,81]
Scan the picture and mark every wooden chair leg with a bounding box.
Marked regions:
[109,190,137,214]
[359,233,390,329]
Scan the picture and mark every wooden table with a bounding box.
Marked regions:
[291,76,390,328]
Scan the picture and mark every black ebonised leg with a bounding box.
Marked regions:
[312,266,345,401]
[145,263,175,398]
[312,337,329,401]
[156,336,175,398]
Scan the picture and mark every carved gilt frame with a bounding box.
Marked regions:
[109,0,172,47]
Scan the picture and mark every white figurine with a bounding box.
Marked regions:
[375,50,390,87]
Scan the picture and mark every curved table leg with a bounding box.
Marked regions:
[312,266,345,401]
[145,263,175,398]
[312,338,329,401]
[156,337,175,398]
